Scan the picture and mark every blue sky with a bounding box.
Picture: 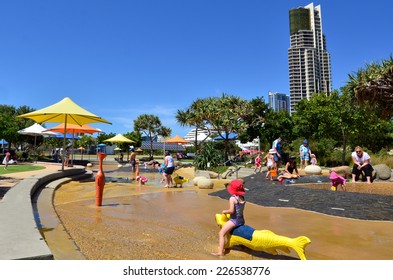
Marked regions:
[1,0,392,138]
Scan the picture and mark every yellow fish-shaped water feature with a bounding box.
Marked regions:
[215,213,311,260]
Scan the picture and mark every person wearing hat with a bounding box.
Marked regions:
[299,139,312,170]
[263,149,276,180]
[329,170,346,191]
[277,155,300,183]
[212,179,246,256]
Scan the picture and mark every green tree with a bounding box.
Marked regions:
[176,98,211,154]
[344,55,393,119]
[77,135,96,159]
[190,94,252,160]
[292,90,391,163]
[237,96,267,145]
[0,104,35,149]
[262,109,294,149]
[134,114,171,159]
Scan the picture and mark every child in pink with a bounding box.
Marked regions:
[253,153,262,174]
[329,171,346,192]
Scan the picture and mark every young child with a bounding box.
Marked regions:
[264,149,275,180]
[329,171,346,192]
[310,154,317,165]
[212,179,246,256]
[253,152,262,174]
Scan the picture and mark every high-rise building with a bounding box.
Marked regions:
[268,91,290,113]
[288,3,332,113]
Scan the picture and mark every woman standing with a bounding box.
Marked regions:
[163,151,175,188]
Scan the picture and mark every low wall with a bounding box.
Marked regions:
[0,168,86,260]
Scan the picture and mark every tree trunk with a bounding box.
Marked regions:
[341,128,347,165]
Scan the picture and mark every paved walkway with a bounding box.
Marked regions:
[0,164,89,260]
[209,171,393,221]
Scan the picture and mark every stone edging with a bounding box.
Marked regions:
[0,168,87,260]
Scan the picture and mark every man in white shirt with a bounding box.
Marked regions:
[351,146,373,184]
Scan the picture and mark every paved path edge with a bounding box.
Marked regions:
[0,168,87,260]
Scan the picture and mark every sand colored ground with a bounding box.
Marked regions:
[52,165,393,260]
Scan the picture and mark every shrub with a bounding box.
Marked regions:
[194,141,224,170]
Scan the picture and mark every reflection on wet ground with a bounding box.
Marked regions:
[45,165,393,260]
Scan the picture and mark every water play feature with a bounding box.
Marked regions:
[38,165,393,260]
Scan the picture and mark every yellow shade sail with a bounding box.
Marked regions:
[17,97,111,171]
[104,133,135,143]
[17,97,111,126]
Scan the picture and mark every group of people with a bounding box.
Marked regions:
[252,136,373,186]
[213,144,374,256]
[52,147,70,166]
[130,149,175,188]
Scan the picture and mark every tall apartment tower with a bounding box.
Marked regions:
[288,3,332,113]
[268,91,290,113]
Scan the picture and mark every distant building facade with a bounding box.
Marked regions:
[288,3,332,113]
[268,91,290,113]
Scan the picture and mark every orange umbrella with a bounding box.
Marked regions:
[44,123,102,134]
[166,135,188,144]
[44,123,102,164]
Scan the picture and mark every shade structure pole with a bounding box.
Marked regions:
[34,135,37,162]
[61,115,67,171]
[71,129,75,166]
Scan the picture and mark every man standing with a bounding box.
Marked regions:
[130,148,136,172]
[272,136,282,170]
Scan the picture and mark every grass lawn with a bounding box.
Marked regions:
[0,164,46,175]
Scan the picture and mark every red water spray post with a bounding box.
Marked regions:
[95,152,107,206]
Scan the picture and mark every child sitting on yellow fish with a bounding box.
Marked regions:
[212,179,246,256]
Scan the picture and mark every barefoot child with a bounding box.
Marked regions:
[329,171,346,191]
[310,154,317,165]
[253,152,262,173]
[212,179,246,256]
[264,149,275,180]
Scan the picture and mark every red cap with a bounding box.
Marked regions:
[227,180,245,195]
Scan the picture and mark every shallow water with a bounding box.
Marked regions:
[44,166,393,260]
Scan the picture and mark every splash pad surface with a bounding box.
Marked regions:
[49,165,393,260]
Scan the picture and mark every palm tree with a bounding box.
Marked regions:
[134,114,171,160]
[176,99,211,154]
[344,56,393,119]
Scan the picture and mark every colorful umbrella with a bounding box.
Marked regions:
[166,135,189,144]
[104,134,135,143]
[44,123,102,164]
[17,123,57,160]
[17,97,111,170]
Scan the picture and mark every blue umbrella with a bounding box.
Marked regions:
[49,133,80,140]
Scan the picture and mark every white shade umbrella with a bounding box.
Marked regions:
[18,123,57,156]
